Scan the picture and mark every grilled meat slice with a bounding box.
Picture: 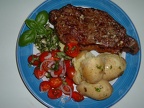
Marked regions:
[49,4,139,54]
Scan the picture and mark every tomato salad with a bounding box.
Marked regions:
[28,49,84,103]
[19,11,84,103]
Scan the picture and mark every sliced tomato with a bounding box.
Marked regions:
[34,67,46,79]
[64,77,74,93]
[48,88,62,99]
[39,51,50,62]
[39,50,60,63]
[40,60,52,72]
[66,66,75,79]
[65,77,74,86]
[62,85,72,95]
[72,91,84,102]
[64,42,80,57]
[54,65,63,76]
[64,60,72,69]
[51,50,60,60]
[39,81,51,92]
[28,54,40,66]
[49,77,63,88]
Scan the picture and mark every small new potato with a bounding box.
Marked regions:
[77,80,113,100]
[72,51,95,84]
[80,57,104,83]
[97,53,126,81]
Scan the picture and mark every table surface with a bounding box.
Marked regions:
[0,0,143,108]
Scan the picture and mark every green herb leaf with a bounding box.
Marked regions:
[35,10,48,25]
[25,19,38,29]
[95,87,101,92]
[36,25,47,35]
[51,61,59,71]
[57,52,71,60]
[19,29,36,46]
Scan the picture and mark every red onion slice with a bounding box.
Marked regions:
[60,84,72,103]
[40,59,55,71]
[44,53,52,59]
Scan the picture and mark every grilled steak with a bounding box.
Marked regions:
[49,4,139,54]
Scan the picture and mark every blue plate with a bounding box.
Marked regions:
[16,0,141,108]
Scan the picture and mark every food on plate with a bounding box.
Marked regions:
[77,80,113,100]
[48,88,63,99]
[72,51,126,100]
[97,53,126,81]
[64,42,80,57]
[49,4,139,54]
[39,81,51,92]
[71,91,84,102]
[18,10,60,52]
[28,54,40,66]
[18,3,138,103]
[80,57,104,83]
[72,51,95,84]
[72,51,126,82]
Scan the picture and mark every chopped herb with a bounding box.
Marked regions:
[56,52,72,60]
[71,46,76,51]
[50,61,59,71]
[65,46,69,52]
[62,80,67,85]
[96,65,101,69]
[96,64,103,71]
[34,27,60,52]
[110,65,112,69]
[45,72,51,78]
[95,87,101,92]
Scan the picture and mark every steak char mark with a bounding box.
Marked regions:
[49,4,139,54]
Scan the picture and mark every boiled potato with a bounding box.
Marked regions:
[73,51,126,83]
[97,53,126,81]
[80,57,104,83]
[77,80,113,100]
[72,51,95,84]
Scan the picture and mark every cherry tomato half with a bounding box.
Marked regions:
[66,66,75,80]
[48,88,62,99]
[65,77,74,86]
[28,55,40,66]
[64,60,72,69]
[62,85,73,95]
[39,50,60,63]
[51,50,60,60]
[49,77,63,88]
[39,51,50,62]
[72,91,84,102]
[63,77,74,95]
[34,67,46,79]
[39,81,51,92]
[64,42,80,57]
[40,60,51,72]
[54,65,63,76]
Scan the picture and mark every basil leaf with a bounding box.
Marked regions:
[36,25,47,35]
[35,10,48,25]
[25,19,38,29]
[19,29,36,46]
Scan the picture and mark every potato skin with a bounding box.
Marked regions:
[81,57,104,83]
[97,53,126,81]
[72,51,95,84]
[76,80,113,100]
